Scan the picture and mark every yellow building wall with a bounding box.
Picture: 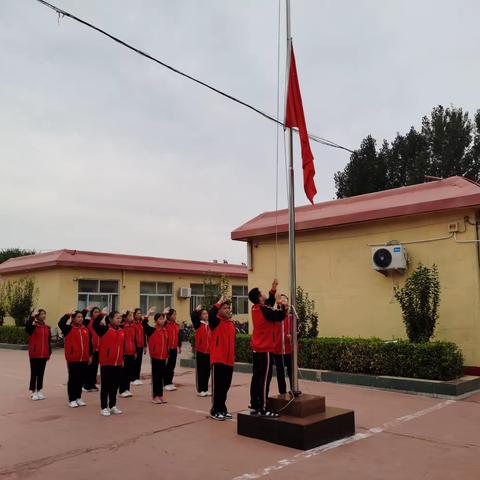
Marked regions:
[0,268,249,327]
[247,208,480,367]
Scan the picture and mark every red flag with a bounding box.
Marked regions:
[285,45,317,204]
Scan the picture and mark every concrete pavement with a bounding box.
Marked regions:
[0,348,479,479]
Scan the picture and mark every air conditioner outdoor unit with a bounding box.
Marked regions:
[372,245,407,274]
[178,287,192,299]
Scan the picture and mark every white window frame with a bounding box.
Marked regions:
[140,282,173,313]
[77,279,119,312]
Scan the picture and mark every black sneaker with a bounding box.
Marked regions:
[223,412,233,420]
[210,412,225,421]
[260,410,280,418]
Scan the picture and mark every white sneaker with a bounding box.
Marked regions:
[110,406,123,415]
[31,392,39,401]
[120,391,132,398]
[206,391,212,396]
[198,391,208,397]
[82,387,89,392]
[37,391,45,400]
[100,408,111,416]
[164,384,177,391]
[132,379,143,386]
[69,401,79,408]
[76,398,86,407]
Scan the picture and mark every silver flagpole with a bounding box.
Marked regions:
[286,0,300,395]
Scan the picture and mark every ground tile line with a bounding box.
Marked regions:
[233,399,456,480]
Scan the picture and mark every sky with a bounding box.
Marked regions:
[1,0,480,264]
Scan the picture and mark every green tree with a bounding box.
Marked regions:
[6,277,39,326]
[0,283,8,326]
[201,275,230,311]
[394,264,440,343]
[334,136,386,198]
[0,248,36,264]
[295,286,319,338]
[335,105,480,198]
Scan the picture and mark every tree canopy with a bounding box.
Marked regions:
[0,248,36,264]
[334,105,480,198]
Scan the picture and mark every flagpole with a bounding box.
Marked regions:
[286,0,300,396]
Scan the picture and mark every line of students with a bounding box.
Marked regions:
[25,306,183,415]
[26,281,292,420]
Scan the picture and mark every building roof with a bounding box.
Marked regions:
[0,249,248,277]
[231,176,480,241]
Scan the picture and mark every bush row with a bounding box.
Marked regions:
[191,334,463,381]
[0,326,28,345]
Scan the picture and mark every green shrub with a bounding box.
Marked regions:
[6,277,39,326]
[394,263,440,343]
[0,326,28,344]
[189,333,464,381]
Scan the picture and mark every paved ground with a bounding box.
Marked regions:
[0,348,479,480]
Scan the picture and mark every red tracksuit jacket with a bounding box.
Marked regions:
[64,325,91,362]
[26,320,51,359]
[273,313,292,355]
[147,327,169,360]
[166,321,180,350]
[122,323,137,356]
[208,304,235,366]
[251,303,286,353]
[134,320,146,348]
[98,326,125,367]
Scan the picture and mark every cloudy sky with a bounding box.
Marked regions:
[1,0,479,264]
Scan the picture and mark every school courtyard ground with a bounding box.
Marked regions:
[0,348,479,480]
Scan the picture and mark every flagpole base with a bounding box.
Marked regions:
[237,394,355,450]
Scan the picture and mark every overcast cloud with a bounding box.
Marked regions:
[1,0,479,264]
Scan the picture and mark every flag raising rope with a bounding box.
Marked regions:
[285,44,317,204]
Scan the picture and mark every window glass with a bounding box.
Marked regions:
[78,280,98,293]
[140,282,157,294]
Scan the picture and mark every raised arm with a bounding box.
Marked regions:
[58,313,72,336]
[142,318,155,337]
[265,279,278,308]
[190,308,201,330]
[260,304,286,323]
[25,314,35,335]
[92,315,109,337]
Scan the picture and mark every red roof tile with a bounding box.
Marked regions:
[231,176,480,241]
[0,249,247,277]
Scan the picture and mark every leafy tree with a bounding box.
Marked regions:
[394,264,440,343]
[295,286,319,338]
[0,283,8,326]
[335,105,480,198]
[0,248,36,264]
[6,277,39,326]
[201,275,230,311]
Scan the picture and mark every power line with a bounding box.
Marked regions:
[34,0,354,154]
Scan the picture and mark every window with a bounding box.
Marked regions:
[140,282,173,313]
[232,285,249,315]
[190,283,205,311]
[78,279,119,312]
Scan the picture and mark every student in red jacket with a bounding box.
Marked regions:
[143,311,169,404]
[119,311,137,398]
[164,308,182,391]
[191,304,211,397]
[58,310,92,408]
[132,308,146,386]
[209,296,235,421]
[273,294,293,396]
[248,279,286,417]
[82,306,107,392]
[93,311,125,417]
[25,309,51,401]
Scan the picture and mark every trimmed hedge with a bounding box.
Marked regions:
[191,334,463,381]
[0,326,28,345]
